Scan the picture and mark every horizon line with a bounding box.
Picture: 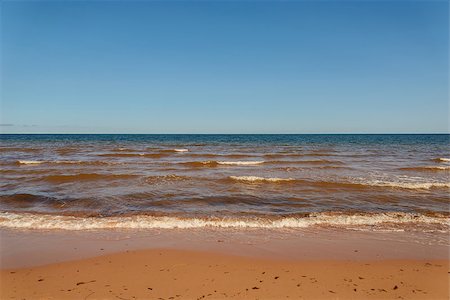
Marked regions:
[1,132,449,135]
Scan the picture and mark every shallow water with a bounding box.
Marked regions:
[0,134,449,232]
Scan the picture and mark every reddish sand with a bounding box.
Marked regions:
[1,248,449,299]
[1,228,449,299]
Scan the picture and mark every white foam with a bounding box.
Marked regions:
[18,160,115,166]
[52,160,97,164]
[0,212,447,231]
[428,166,450,170]
[174,149,189,152]
[409,166,450,171]
[363,180,450,190]
[217,161,264,166]
[436,158,450,162]
[229,176,294,182]
[17,160,43,165]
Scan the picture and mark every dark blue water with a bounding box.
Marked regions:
[1,133,449,145]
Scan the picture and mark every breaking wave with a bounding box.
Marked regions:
[181,161,265,168]
[112,148,144,152]
[0,211,447,231]
[16,160,114,166]
[265,159,344,165]
[229,176,295,183]
[227,176,449,190]
[183,153,259,159]
[400,166,450,172]
[16,160,43,165]
[217,161,264,165]
[159,149,189,153]
[358,180,450,190]
[432,158,450,163]
[98,153,168,158]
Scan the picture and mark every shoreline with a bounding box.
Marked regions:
[1,227,449,269]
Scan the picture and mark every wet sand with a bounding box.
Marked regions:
[1,227,449,269]
[1,248,449,299]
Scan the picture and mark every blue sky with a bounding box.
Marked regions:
[1,0,448,133]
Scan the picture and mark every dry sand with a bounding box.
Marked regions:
[1,248,449,299]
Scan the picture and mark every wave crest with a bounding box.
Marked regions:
[181,161,264,168]
[265,159,343,165]
[17,160,43,165]
[159,149,189,153]
[400,166,450,172]
[229,176,294,183]
[217,161,264,166]
[362,181,450,190]
[432,158,450,163]
[16,160,115,166]
[0,212,447,231]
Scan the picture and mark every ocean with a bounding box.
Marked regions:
[0,134,449,232]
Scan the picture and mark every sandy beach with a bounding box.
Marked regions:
[1,228,449,299]
[1,248,449,299]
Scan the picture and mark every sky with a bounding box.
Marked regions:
[1,0,448,134]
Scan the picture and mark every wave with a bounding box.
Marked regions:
[159,149,189,153]
[16,160,114,166]
[16,160,43,165]
[0,194,59,208]
[307,179,450,190]
[358,180,450,190]
[40,173,138,183]
[180,160,265,168]
[9,161,450,190]
[98,153,168,158]
[0,194,98,210]
[229,176,294,183]
[400,166,450,172]
[112,148,143,152]
[180,161,220,168]
[227,176,449,190]
[217,161,264,165]
[54,160,114,166]
[143,153,171,158]
[0,211,447,231]
[182,154,262,161]
[432,158,450,163]
[265,159,344,165]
